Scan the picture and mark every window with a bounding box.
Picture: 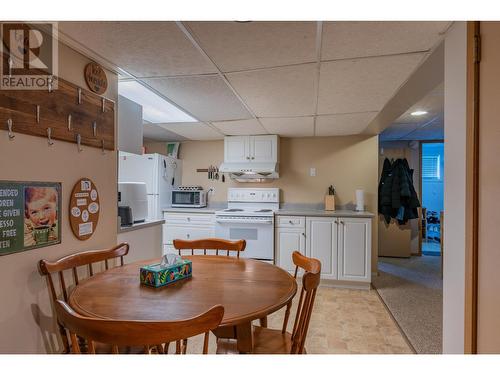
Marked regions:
[422,155,441,179]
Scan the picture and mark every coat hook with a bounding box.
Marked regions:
[47,127,54,146]
[47,76,53,93]
[92,121,97,137]
[101,97,106,113]
[67,114,72,131]
[36,105,40,124]
[76,133,83,152]
[7,118,14,140]
[77,88,82,104]
[101,139,106,155]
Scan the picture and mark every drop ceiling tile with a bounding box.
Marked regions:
[143,123,188,142]
[260,117,314,137]
[187,21,317,72]
[321,21,450,60]
[211,119,267,136]
[318,54,426,115]
[379,123,421,141]
[315,112,377,136]
[59,22,217,77]
[143,75,252,122]
[158,122,223,140]
[227,64,317,117]
[394,83,444,124]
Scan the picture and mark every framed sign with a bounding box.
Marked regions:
[69,178,100,241]
[84,62,108,95]
[0,181,62,256]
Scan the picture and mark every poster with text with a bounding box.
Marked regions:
[0,181,61,256]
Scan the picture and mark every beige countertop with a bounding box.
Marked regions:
[118,219,165,233]
[275,209,375,218]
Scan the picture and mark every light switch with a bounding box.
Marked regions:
[310,168,316,177]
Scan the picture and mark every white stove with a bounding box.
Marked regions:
[215,188,279,261]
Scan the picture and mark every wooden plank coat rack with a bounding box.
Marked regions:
[0,53,115,151]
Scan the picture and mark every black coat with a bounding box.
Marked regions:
[378,158,420,225]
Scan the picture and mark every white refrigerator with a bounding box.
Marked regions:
[118,152,182,220]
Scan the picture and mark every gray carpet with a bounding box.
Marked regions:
[372,256,443,354]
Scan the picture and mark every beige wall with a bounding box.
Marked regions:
[443,21,467,354]
[146,135,379,272]
[477,21,500,353]
[0,43,118,353]
[118,225,163,264]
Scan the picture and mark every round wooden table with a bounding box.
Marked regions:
[69,255,297,353]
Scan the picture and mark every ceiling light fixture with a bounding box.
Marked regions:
[118,81,197,123]
[411,110,428,116]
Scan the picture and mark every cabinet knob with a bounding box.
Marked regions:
[187,233,190,238]
[289,220,293,224]
[302,233,305,237]
[187,217,191,221]
[246,156,250,160]
[251,157,255,160]
[340,220,345,225]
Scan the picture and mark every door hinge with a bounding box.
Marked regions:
[474,34,481,64]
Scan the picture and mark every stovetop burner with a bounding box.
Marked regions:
[223,208,244,212]
[254,209,272,212]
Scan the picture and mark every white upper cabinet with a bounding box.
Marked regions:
[118,95,143,155]
[224,136,249,163]
[224,135,279,163]
[251,135,278,162]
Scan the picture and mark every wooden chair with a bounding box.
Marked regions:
[217,252,321,354]
[54,300,224,354]
[173,238,246,258]
[38,243,130,353]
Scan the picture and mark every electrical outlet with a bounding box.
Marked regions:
[310,168,316,177]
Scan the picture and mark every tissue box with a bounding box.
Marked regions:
[140,259,192,288]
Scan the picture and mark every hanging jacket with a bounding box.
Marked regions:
[378,157,420,225]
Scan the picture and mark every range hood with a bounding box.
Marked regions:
[219,162,279,182]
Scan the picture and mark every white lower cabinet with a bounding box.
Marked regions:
[277,215,372,284]
[163,212,215,254]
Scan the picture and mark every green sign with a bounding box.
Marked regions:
[0,181,61,256]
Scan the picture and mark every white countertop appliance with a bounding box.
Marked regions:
[171,186,207,208]
[119,152,181,220]
[215,188,279,261]
[118,182,148,223]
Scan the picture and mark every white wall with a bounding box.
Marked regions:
[443,21,467,354]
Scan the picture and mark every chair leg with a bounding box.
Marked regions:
[282,301,292,334]
[259,316,268,328]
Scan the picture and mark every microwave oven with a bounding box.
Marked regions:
[171,188,207,208]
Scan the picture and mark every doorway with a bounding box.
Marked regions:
[420,142,444,257]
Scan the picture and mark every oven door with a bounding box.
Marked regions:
[215,217,274,261]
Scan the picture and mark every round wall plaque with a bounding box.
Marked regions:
[84,62,108,95]
[69,178,100,241]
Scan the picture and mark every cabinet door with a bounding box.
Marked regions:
[276,227,306,273]
[338,218,371,282]
[306,217,337,279]
[250,135,278,163]
[224,136,250,163]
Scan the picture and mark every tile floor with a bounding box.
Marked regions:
[184,286,413,354]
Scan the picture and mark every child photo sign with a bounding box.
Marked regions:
[0,181,62,256]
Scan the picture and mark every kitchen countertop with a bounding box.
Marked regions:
[118,219,165,233]
[275,209,375,218]
[162,207,220,214]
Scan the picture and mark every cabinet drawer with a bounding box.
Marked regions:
[164,212,215,226]
[163,224,214,244]
[277,216,305,228]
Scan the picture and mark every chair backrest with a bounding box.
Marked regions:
[291,251,321,278]
[290,252,321,354]
[54,300,224,354]
[173,238,246,258]
[39,243,129,353]
[39,243,130,303]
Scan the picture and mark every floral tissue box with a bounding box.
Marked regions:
[140,259,192,288]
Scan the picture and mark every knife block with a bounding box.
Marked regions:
[324,195,336,211]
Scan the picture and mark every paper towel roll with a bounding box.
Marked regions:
[355,189,364,211]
